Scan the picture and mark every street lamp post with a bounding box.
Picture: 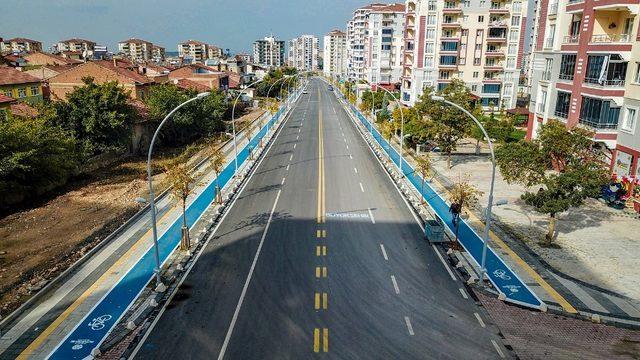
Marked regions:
[231,79,264,175]
[146,91,209,289]
[432,95,496,277]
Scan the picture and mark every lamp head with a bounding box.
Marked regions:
[197,92,210,98]
[432,95,445,101]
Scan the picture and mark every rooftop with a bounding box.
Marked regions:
[0,93,16,104]
[0,67,41,86]
[119,38,152,45]
[59,38,96,44]
[4,37,41,44]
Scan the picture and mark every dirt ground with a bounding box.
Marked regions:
[0,109,264,318]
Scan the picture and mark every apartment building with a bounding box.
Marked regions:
[1,38,43,54]
[152,45,165,63]
[347,4,387,80]
[400,0,528,109]
[253,36,286,68]
[323,30,348,79]
[527,0,639,173]
[55,38,96,55]
[288,35,319,71]
[178,40,210,63]
[118,38,154,62]
[208,45,223,59]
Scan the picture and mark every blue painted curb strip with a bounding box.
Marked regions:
[47,91,301,359]
[339,91,543,310]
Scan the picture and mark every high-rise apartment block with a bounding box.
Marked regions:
[400,0,529,109]
[288,35,319,71]
[118,38,154,62]
[527,0,640,175]
[323,30,348,80]
[253,36,286,69]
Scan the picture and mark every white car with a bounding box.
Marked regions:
[303,89,308,94]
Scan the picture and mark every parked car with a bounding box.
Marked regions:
[328,85,333,91]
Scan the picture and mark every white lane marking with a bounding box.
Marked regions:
[491,340,506,359]
[404,316,415,336]
[289,154,293,161]
[296,135,299,140]
[342,132,345,136]
[299,128,301,133]
[286,164,290,171]
[432,244,457,281]
[218,189,282,360]
[380,244,388,260]
[344,138,347,142]
[354,167,358,174]
[474,313,486,328]
[349,155,353,160]
[346,145,349,150]
[281,177,286,185]
[459,288,469,299]
[368,208,375,224]
[293,143,297,149]
[391,275,400,294]
[359,182,364,193]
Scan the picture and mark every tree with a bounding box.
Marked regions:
[244,123,255,159]
[0,115,80,207]
[415,153,432,204]
[146,84,227,147]
[495,120,608,245]
[380,121,394,144]
[359,90,386,116]
[205,139,225,204]
[414,79,477,168]
[448,173,483,241]
[51,77,135,155]
[257,116,266,148]
[164,159,195,250]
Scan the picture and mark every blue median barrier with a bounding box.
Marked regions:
[47,92,300,359]
[342,96,544,311]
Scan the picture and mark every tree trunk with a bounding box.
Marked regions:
[475,139,481,155]
[545,213,556,245]
[421,180,425,204]
[447,153,452,169]
[181,200,190,250]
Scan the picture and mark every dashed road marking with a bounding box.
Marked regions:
[391,275,400,294]
[459,288,469,299]
[294,143,297,149]
[289,154,293,161]
[354,167,358,174]
[380,244,388,260]
[359,182,364,193]
[281,177,286,185]
[404,316,414,336]
[474,313,486,328]
[368,208,375,224]
[286,164,290,171]
[491,340,506,359]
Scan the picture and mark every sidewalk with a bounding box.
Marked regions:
[0,101,293,359]
[403,139,640,324]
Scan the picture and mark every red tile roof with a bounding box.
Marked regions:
[93,60,154,84]
[0,67,41,86]
[119,38,152,45]
[0,93,16,104]
[5,37,41,44]
[181,40,207,45]
[59,38,96,44]
[10,102,38,118]
[174,78,211,93]
[369,3,405,12]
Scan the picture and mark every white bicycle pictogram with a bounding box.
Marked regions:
[493,269,512,281]
[88,314,112,331]
[70,339,94,350]
[503,285,521,294]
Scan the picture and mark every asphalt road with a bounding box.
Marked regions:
[134,79,507,359]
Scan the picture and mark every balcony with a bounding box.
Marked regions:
[568,0,584,4]
[443,2,462,13]
[563,35,579,44]
[484,61,504,70]
[578,118,618,130]
[584,77,626,87]
[442,21,462,28]
[558,73,574,81]
[590,34,632,44]
[488,20,509,28]
[489,3,510,13]
[554,110,568,119]
[544,38,555,48]
[549,2,558,16]
[541,71,552,81]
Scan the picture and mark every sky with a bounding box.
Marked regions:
[1,0,393,54]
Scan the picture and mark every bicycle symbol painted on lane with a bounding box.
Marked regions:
[493,269,512,281]
[88,314,112,331]
[70,338,94,350]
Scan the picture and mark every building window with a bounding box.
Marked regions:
[579,96,621,129]
[30,86,39,96]
[481,97,499,107]
[621,107,637,132]
[426,29,435,39]
[478,15,484,22]
[512,1,522,11]
[428,0,437,10]
[439,71,450,79]
[542,58,553,80]
[440,55,457,65]
[17,88,27,98]
[473,71,479,78]
[635,62,640,83]
[585,54,628,86]
[559,54,576,81]
[509,30,519,41]
[474,58,481,65]
[537,89,547,114]
[441,41,458,51]
[426,42,435,53]
[554,91,571,119]
[511,16,521,27]
[427,15,436,25]
[471,84,478,91]
[483,84,501,93]
[3,90,11,98]
[507,57,516,68]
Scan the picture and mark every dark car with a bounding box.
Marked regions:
[328,85,333,91]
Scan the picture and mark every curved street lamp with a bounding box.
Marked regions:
[432,95,496,277]
[146,91,210,289]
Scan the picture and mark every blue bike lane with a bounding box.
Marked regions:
[343,99,544,310]
[47,94,298,359]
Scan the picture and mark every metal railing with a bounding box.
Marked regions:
[559,73,574,81]
[590,34,631,43]
[541,71,552,81]
[563,35,579,44]
[584,77,626,87]
[545,38,555,48]
[579,117,618,129]
[554,110,568,119]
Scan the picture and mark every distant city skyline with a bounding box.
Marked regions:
[0,0,396,55]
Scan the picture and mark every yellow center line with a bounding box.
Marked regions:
[17,208,175,359]
[315,266,327,278]
[323,293,328,309]
[313,328,320,353]
[315,245,327,256]
[323,328,329,352]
